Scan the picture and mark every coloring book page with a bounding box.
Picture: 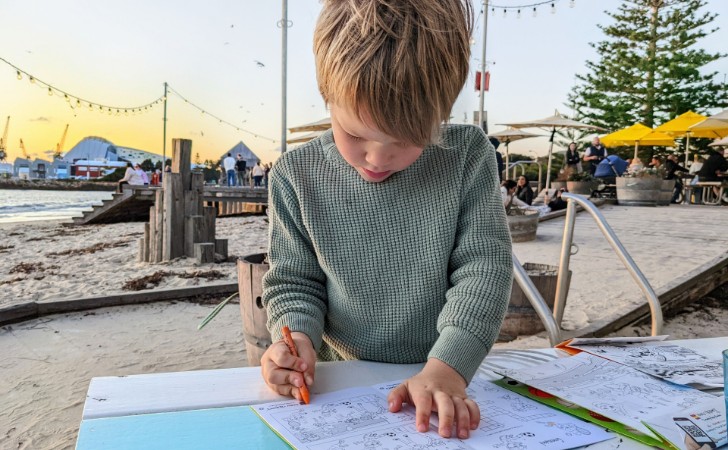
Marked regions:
[567,342,724,388]
[253,380,613,450]
[497,352,716,440]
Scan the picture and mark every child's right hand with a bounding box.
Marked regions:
[261,331,316,402]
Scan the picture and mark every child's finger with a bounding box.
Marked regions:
[412,390,432,433]
[270,341,307,372]
[453,397,471,439]
[464,398,480,430]
[433,392,454,438]
[386,383,409,412]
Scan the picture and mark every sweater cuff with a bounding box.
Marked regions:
[428,326,489,383]
[269,313,324,353]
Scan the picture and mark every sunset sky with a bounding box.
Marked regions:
[1,0,727,163]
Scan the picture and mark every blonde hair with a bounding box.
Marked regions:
[314,0,473,147]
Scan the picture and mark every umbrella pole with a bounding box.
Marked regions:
[505,143,510,180]
[545,129,555,189]
[684,133,691,166]
[633,142,639,161]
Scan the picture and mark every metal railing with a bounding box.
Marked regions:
[506,160,542,193]
[511,194,663,345]
[552,194,663,336]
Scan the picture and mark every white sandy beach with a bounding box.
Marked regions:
[2,204,728,449]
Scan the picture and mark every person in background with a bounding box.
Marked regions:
[151,169,161,186]
[697,147,727,200]
[545,187,568,212]
[649,156,663,170]
[264,163,272,188]
[565,142,581,174]
[489,137,504,181]
[235,154,247,188]
[583,137,607,175]
[134,163,149,186]
[117,162,144,193]
[252,161,265,188]
[223,152,236,187]
[515,175,533,205]
[688,154,704,175]
[665,155,688,204]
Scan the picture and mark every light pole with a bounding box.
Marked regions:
[477,0,489,133]
[280,0,290,153]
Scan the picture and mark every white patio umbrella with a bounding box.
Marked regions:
[488,128,541,179]
[709,136,728,147]
[688,109,728,138]
[288,117,331,134]
[286,130,324,145]
[499,110,604,188]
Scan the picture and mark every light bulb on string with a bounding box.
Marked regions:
[64,94,70,102]
[88,103,94,111]
[491,7,495,16]
[502,8,506,18]
[76,99,81,107]
[29,76,35,84]
[16,70,22,80]
[47,87,53,96]
[124,109,129,116]
[517,9,521,19]
[108,108,112,115]
[551,3,556,14]
[533,7,537,17]
[570,0,575,7]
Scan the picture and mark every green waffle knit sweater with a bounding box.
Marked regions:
[262,124,513,382]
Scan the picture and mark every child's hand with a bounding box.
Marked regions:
[387,358,480,439]
[261,331,316,402]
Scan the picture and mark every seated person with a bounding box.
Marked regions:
[545,188,568,212]
[515,175,534,205]
[502,180,551,216]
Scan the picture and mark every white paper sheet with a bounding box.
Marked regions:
[253,379,613,450]
[498,352,717,440]
[568,342,724,388]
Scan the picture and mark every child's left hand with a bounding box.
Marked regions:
[387,358,480,439]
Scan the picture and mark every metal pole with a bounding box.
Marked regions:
[478,0,489,133]
[545,128,555,189]
[559,194,663,336]
[684,133,691,167]
[552,200,576,327]
[281,0,288,153]
[163,82,168,168]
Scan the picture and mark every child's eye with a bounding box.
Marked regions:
[346,132,362,141]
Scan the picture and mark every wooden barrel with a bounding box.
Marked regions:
[237,253,272,366]
[507,211,539,243]
[616,177,664,206]
[498,263,571,342]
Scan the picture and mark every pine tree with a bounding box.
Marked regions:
[568,0,727,131]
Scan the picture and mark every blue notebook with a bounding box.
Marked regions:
[76,405,291,450]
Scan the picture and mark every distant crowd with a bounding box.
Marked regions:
[220,153,270,188]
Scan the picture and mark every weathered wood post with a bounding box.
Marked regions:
[237,254,271,366]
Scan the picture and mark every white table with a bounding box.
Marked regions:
[77,337,728,449]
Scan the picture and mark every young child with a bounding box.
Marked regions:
[261,0,512,440]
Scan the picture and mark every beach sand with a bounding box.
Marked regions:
[2,205,728,448]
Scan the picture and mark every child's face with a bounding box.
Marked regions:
[330,104,424,183]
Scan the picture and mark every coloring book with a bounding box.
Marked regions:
[251,377,613,450]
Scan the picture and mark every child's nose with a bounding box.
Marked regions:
[365,146,393,169]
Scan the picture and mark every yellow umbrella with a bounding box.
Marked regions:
[654,111,714,165]
[600,123,674,160]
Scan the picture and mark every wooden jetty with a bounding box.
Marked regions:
[70,185,268,225]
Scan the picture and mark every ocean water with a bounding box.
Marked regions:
[0,189,113,223]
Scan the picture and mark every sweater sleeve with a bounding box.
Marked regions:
[428,127,514,383]
[262,164,328,351]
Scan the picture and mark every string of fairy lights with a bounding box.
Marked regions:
[488,0,574,18]
[0,56,278,143]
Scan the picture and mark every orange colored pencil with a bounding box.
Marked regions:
[281,326,311,404]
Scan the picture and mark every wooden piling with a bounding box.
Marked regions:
[153,190,164,263]
[142,223,150,262]
[138,237,145,263]
[172,139,192,190]
[185,215,204,257]
[203,206,216,243]
[194,243,215,264]
[163,173,185,260]
[215,238,228,261]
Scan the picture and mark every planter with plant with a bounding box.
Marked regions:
[505,200,539,243]
[617,167,671,206]
[566,172,597,196]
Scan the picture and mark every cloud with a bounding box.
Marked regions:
[29,116,50,122]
